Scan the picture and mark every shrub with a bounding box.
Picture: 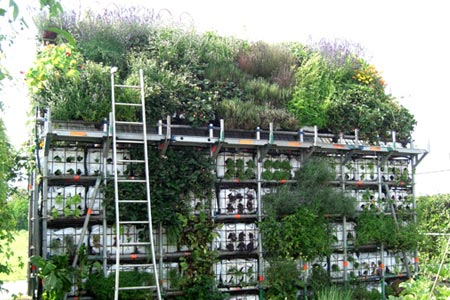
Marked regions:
[237,41,296,85]
[86,270,156,300]
[33,60,135,122]
[216,98,261,130]
[242,77,292,107]
[127,52,218,126]
[316,285,353,300]
[58,7,158,76]
[289,52,334,128]
[355,208,420,251]
[264,259,304,300]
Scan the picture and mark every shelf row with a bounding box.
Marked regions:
[42,183,413,224]
[42,146,413,183]
[46,222,412,298]
[42,119,427,159]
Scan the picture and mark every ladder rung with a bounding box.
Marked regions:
[117,179,146,183]
[119,221,149,225]
[117,159,145,163]
[120,263,154,268]
[120,241,152,247]
[115,102,142,107]
[116,121,143,125]
[118,286,156,291]
[118,200,148,204]
[116,140,145,144]
[114,84,140,89]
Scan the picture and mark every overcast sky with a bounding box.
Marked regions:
[2,0,449,195]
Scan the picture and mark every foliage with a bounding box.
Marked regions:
[1,0,64,292]
[261,157,357,261]
[326,83,416,143]
[7,189,28,230]
[263,185,304,219]
[0,230,27,282]
[0,0,31,81]
[30,254,73,300]
[28,8,417,142]
[216,97,298,131]
[326,83,389,142]
[25,43,80,94]
[0,119,15,289]
[86,270,156,300]
[416,194,450,263]
[316,285,353,300]
[35,6,158,76]
[103,147,214,237]
[289,39,416,142]
[216,98,260,130]
[289,52,334,128]
[242,77,292,107]
[264,258,304,300]
[127,52,218,126]
[355,208,420,251]
[295,157,356,217]
[175,211,225,300]
[350,284,383,300]
[261,206,333,260]
[387,274,450,300]
[237,41,297,89]
[308,264,331,294]
[29,58,134,122]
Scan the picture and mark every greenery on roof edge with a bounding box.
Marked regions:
[26,6,416,144]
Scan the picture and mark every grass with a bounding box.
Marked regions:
[316,285,353,300]
[0,230,28,282]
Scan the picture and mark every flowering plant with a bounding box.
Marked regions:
[26,43,80,94]
[354,60,386,90]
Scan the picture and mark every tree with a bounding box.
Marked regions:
[0,118,15,288]
[0,0,62,289]
[8,189,28,230]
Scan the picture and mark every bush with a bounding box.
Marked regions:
[264,259,304,300]
[7,190,28,230]
[316,285,353,300]
[86,271,156,300]
[237,41,296,85]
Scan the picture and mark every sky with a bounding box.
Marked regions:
[1,0,449,195]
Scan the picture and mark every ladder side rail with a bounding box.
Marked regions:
[139,69,162,300]
[111,69,122,300]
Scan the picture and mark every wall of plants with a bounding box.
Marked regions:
[26,6,423,300]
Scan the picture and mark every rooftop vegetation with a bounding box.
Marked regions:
[26,6,416,145]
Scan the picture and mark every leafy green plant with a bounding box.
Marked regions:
[0,121,21,290]
[175,211,224,300]
[86,270,156,300]
[30,254,73,300]
[416,194,450,263]
[308,264,332,294]
[350,284,382,300]
[261,157,357,260]
[237,41,296,88]
[261,205,334,260]
[34,60,133,122]
[264,258,304,300]
[387,275,450,300]
[289,52,334,128]
[355,208,420,251]
[216,98,262,130]
[25,43,80,94]
[316,285,353,300]
[103,147,214,232]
